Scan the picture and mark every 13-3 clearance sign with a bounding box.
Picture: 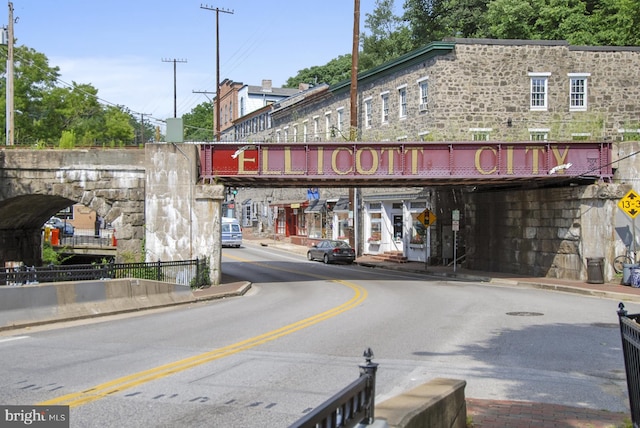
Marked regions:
[200,141,611,182]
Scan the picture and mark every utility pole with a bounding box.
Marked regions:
[349,0,360,251]
[200,4,233,141]
[5,1,14,145]
[161,58,187,118]
[139,113,150,146]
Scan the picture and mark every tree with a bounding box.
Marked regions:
[480,0,538,39]
[402,0,489,47]
[284,55,353,88]
[0,44,136,146]
[0,45,60,144]
[591,0,640,45]
[183,102,214,141]
[360,0,413,70]
[104,106,135,147]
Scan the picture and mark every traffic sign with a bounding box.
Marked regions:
[417,209,437,226]
[619,189,640,219]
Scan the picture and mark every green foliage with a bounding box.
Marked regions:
[0,44,137,146]
[280,0,640,90]
[360,0,413,70]
[104,106,135,145]
[284,55,353,88]
[183,102,214,141]
[59,130,76,148]
[41,241,61,265]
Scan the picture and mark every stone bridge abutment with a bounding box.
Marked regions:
[0,149,147,266]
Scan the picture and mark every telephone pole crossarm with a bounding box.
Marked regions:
[161,58,188,118]
[200,4,234,141]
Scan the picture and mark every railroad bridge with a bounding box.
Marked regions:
[0,140,629,284]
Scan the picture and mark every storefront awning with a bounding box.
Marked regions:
[305,199,326,213]
[332,196,350,212]
[271,200,307,208]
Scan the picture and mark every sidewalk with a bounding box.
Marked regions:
[206,238,634,428]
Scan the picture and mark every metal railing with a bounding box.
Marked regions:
[289,348,378,428]
[0,259,210,289]
[617,302,640,427]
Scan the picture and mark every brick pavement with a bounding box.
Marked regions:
[466,398,630,428]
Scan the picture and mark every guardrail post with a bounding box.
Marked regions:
[359,347,379,424]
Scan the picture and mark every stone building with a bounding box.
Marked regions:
[224,38,640,281]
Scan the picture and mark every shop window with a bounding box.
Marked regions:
[410,212,427,245]
[308,213,324,239]
[369,212,382,243]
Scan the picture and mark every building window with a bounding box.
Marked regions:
[313,116,319,140]
[618,128,640,141]
[303,120,308,143]
[569,73,589,111]
[398,85,407,118]
[571,133,591,141]
[470,128,491,141]
[283,126,289,142]
[529,72,550,111]
[417,77,428,111]
[336,107,344,133]
[325,113,332,140]
[276,130,281,143]
[369,203,382,243]
[364,97,373,128]
[293,125,298,142]
[380,92,389,123]
[529,128,549,141]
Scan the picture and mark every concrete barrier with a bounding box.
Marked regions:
[372,378,467,428]
[0,279,194,330]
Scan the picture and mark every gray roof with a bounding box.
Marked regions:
[246,85,300,97]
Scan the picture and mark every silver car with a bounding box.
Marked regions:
[307,240,356,264]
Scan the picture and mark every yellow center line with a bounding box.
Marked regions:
[39,257,367,408]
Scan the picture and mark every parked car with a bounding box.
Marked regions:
[44,217,74,237]
[307,240,356,264]
[221,217,242,248]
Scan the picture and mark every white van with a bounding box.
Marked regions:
[221,217,243,248]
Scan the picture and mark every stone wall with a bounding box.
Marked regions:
[257,39,640,144]
[0,149,146,265]
[465,183,629,281]
[145,143,225,285]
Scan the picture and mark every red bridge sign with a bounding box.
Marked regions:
[200,141,612,188]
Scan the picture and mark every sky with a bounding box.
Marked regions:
[2,1,390,127]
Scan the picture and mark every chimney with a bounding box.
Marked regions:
[261,79,272,92]
[298,83,310,91]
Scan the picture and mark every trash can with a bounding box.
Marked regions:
[623,263,639,285]
[631,267,640,288]
[586,257,605,284]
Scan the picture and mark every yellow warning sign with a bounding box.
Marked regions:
[618,189,640,219]
[417,209,437,226]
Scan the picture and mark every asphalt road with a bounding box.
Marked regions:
[0,244,635,427]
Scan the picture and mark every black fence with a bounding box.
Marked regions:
[289,348,378,428]
[0,259,210,289]
[618,302,640,427]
